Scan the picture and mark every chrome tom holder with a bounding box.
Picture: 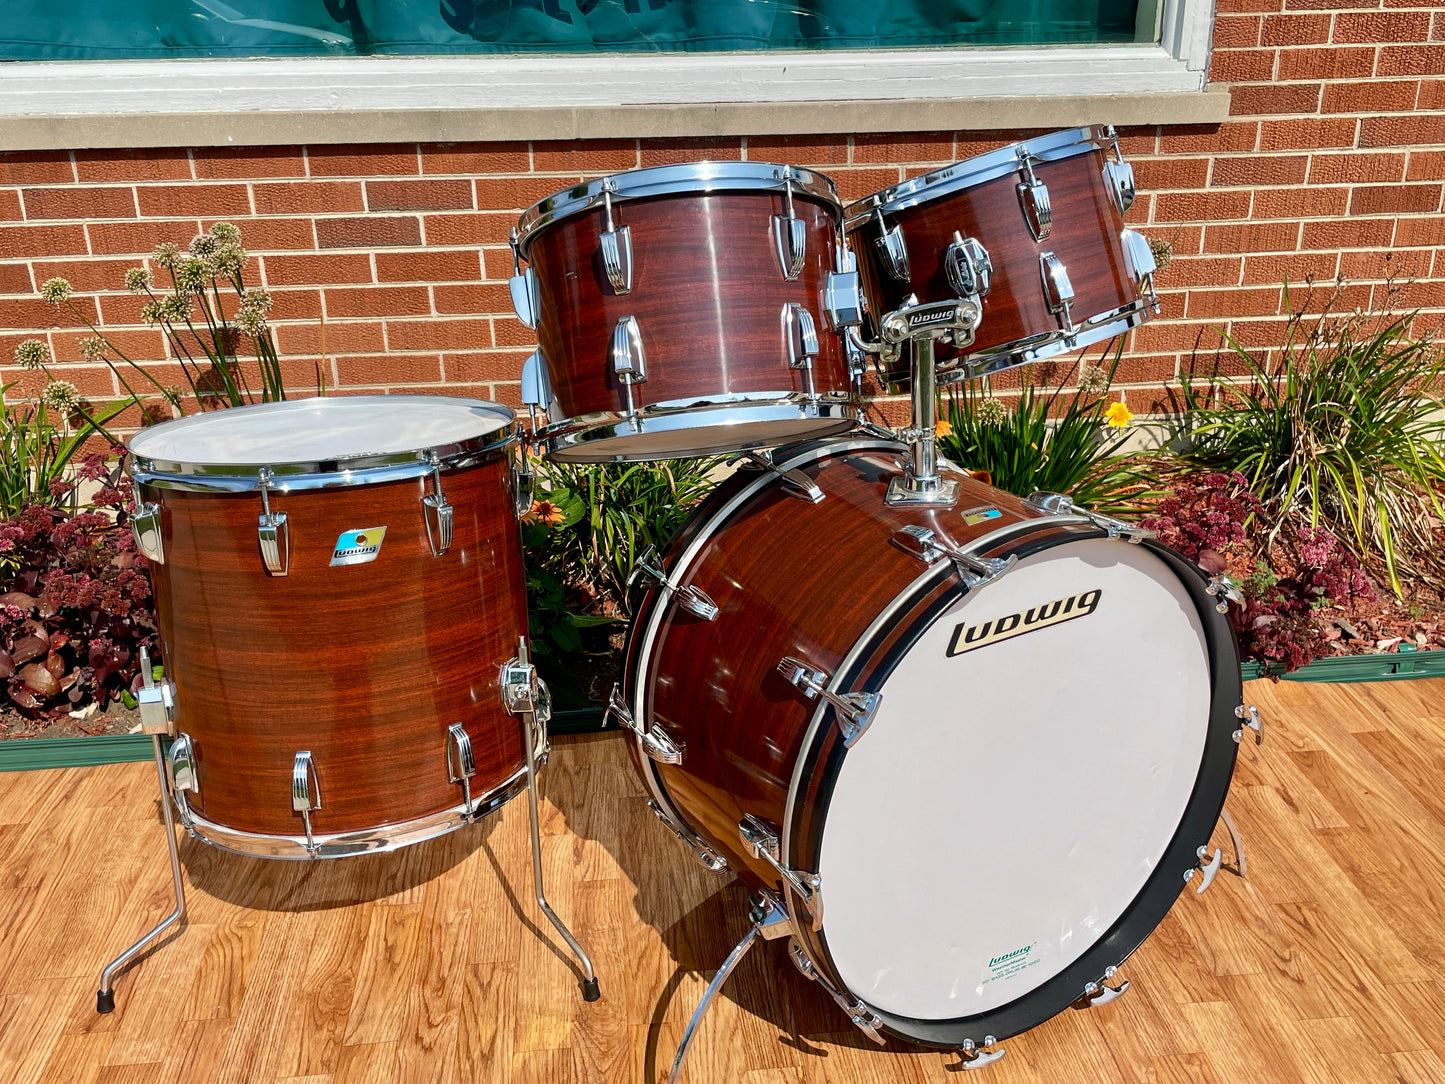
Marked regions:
[860,295,982,508]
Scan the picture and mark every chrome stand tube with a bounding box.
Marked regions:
[668,893,791,1084]
[96,734,188,1012]
[879,299,979,507]
[1221,806,1247,878]
[523,709,600,1002]
[667,922,762,1084]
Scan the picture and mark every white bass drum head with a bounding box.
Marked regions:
[817,538,1211,1021]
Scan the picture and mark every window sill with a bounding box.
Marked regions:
[0,50,1230,150]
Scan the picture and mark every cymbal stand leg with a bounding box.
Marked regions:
[96,734,187,1012]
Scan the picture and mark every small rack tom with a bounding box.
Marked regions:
[846,125,1159,382]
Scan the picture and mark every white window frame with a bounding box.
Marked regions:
[0,0,1224,150]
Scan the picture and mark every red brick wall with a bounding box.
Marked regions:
[1,6,1442,428]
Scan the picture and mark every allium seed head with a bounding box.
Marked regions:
[14,339,50,370]
[124,266,153,293]
[80,336,107,362]
[40,277,73,305]
[161,294,192,322]
[189,233,218,259]
[176,258,210,294]
[139,301,163,326]
[208,221,241,244]
[40,380,79,411]
[975,397,1009,427]
[152,242,181,270]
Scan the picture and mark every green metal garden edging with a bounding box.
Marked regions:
[0,708,609,773]
[1240,646,1445,684]
[2,654,1441,774]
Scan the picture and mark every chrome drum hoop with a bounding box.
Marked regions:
[516,161,842,256]
[843,125,1116,229]
[943,298,1153,383]
[128,398,519,493]
[172,764,530,860]
[537,394,860,464]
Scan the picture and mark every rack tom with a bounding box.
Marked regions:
[847,126,1159,382]
[127,396,539,859]
[511,162,864,462]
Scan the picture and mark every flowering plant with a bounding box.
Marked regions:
[0,450,156,720]
[1141,471,1373,672]
[27,221,302,416]
[0,381,129,520]
[935,346,1139,512]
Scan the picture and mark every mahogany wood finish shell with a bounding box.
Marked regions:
[623,443,1063,891]
[526,191,851,418]
[142,456,528,839]
[848,148,1136,370]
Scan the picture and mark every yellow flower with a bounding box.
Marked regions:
[935,417,953,439]
[1103,401,1134,429]
[522,499,565,528]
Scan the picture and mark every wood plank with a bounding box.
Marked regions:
[0,680,1442,1083]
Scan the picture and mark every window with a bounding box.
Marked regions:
[0,0,1224,148]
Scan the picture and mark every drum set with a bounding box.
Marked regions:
[96,125,1258,1082]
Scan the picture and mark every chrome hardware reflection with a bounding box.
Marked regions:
[511,460,535,519]
[519,347,556,437]
[1220,806,1248,878]
[954,1037,1007,1070]
[647,800,728,872]
[256,467,289,576]
[629,546,719,621]
[1186,844,1223,894]
[508,228,539,328]
[599,179,634,294]
[787,937,886,1044]
[738,813,824,929]
[422,452,453,558]
[666,892,789,1084]
[782,302,819,398]
[1016,153,1053,241]
[503,636,600,1001]
[1121,228,1160,312]
[890,524,1016,589]
[729,449,824,504]
[445,722,477,815]
[823,270,866,331]
[605,683,685,765]
[775,656,880,747]
[291,751,322,857]
[1206,574,1244,614]
[1234,703,1264,745]
[1038,251,1077,335]
[944,232,993,301]
[611,315,647,420]
[166,731,199,798]
[1025,491,1154,543]
[872,208,910,282]
[772,169,806,280]
[1073,966,1129,1009]
[136,646,176,738]
[1104,156,1137,214]
[131,502,164,564]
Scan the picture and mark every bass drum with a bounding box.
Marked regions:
[616,438,1242,1049]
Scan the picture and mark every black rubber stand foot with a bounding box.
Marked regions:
[582,977,601,1003]
[96,989,115,1014]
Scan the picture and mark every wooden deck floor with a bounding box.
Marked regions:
[2,677,1444,1083]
